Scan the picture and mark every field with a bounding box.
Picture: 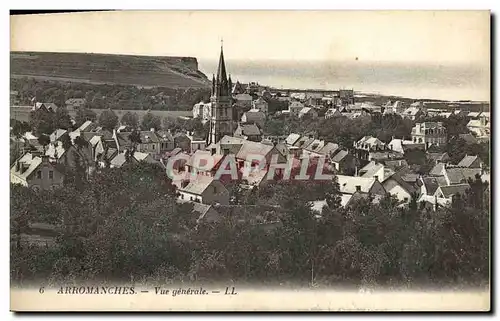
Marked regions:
[10,106,192,123]
[10,51,211,89]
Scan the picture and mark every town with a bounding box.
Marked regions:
[10,46,490,288]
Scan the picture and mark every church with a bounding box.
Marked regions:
[206,44,235,146]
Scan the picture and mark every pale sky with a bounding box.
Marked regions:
[11,11,490,65]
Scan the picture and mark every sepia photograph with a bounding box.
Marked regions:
[9,10,491,311]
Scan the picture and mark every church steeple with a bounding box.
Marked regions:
[208,41,233,146]
[215,41,229,96]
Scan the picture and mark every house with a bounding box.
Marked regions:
[443,167,482,185]
[457,155,483,169]
[32,102,58,113]
[109,151,158,168]
[388,138,425,155]
[65,98,86,109]
[382,158,409,172]
[232,81,245,95]
[234,123,263,142]
[241,109,266,127]
[284,133,302,146]
[178,176,229,205]
[383,172,417,203]
[434,184,470,203]
[11,153,64,191]
[383,101,406,115]
[233,93,253,109]
[458,133,479,145]
[293,136,316,151]
[192,102,212,123]
[298,107,318,119]
[174,132,192,152]
[336,175,386,205]
[252,97,268,114]
[288,101,305,116]
[420,176,448,197]
[402,102,425,120]
[357,161,416,203]
[176,200,219,225]
[467,118,490,138]
[301,139,325,157]
[187,132,207,153]
[185,150,225,177]
[156,130,175,154]
[49,129,68,143]
[324,108,342,119]
[135,130,161,159]
[358,161,395,182]
[330,150,355,175]
[355,136,386,151]
[338,89,355,106]
[427,152,450,165]
[411,122,447,147]
[75,120,98,133]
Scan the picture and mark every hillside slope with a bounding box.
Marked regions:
[10,51,211,89]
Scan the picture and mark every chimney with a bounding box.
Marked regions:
[374,175,379,181]
[150,128,155,132]
[355,185,361,192]
[15,161,20,172]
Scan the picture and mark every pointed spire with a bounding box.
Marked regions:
[216,42,228,84]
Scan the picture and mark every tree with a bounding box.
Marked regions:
[121,111,139,128]
[11,119,31,138]
[53,106,72,130]
[30,110,55,136]
[98,109,118,131]
[75,107,97,128]
[37,134,50,153]
[141,112,162,131]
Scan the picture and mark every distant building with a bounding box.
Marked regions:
[234,123,263,142]
[192,101,212,123]
[411,122,447,147]
[298,107,318,119]
[338,89,355,106]
[178,176,229,205]
[402,102,426,120]
[252,97,269,114]
[288,101,305,116]
[11,153,64,191]
[241,109,266,127]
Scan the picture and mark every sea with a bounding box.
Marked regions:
[198,60,490,102]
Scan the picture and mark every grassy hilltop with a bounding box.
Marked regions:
[10,51,211,89]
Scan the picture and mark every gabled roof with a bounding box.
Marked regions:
[331,150,349,163]
[156,130,174,142]
[236,123,261,137]
[11,153,44,179]
[422,177,441,195]
[336,175,377,194]
[458,133,479,145]
[139,131,160,144]
[444,167,481,184]
[236,141,274,161]
[50,129,68,142]
[304,139,325,153]
[293,136,315,149]
[427,152,449,162]
[285,133,301,146]
[429,162,445,176]
[319,142,339,156]
[403,106,422,116]
[457,155,481,168]
[179,176,218,195]
[436,184,470,198]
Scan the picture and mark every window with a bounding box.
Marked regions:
[190,197,194,201]
[36,171,42,179]
[152,145,155,150]
[49,171,54,179]
[181,194,184,199]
